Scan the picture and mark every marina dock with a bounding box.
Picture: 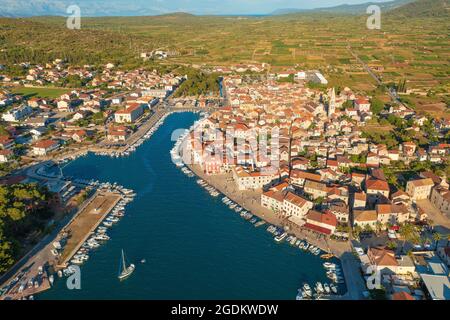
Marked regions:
[57,191,122,268]
[185,163,366,299]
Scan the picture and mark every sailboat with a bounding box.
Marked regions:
[118,249,135,281]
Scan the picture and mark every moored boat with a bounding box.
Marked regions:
[274,232,288,243]
[118,249,135,281]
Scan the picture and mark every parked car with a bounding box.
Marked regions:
[388,230,397,239]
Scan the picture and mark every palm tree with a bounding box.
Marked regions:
[375,221,382,234]
[399,223,415,253]
[427,219,435,232]
[433,232,442,251]
[353,224,362,238]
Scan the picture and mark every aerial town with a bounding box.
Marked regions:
[0,57,448,301]
[181,74,450,300]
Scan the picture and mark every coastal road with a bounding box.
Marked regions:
[339,252,367,300]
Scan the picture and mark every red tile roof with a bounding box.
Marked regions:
[306,210,337,228]
[392,292,414,301]
[33,139,58,149]
[366,178,390,191]
[303,223,332,235]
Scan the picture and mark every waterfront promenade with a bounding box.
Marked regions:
[187,164,367,300]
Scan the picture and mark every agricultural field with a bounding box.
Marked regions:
[10,86,70,99]
[0,7,448,110]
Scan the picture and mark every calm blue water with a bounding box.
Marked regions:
[38,112,333,300]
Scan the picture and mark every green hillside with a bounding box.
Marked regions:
[388,0,450,17]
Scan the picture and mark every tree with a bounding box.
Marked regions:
[342,100,353,109]
[433,232,442,251]
[0,183,52,273]
[387,241,397,250]
[0,234,15,274]
[375,221,383,234]
[363,224,373,233]
[370,97,385,115]
[353,224,363,238]
[399,223,416,253]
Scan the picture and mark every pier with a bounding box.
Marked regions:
[0,188,127,300]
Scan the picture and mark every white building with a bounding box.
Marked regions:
[2,105,33,122]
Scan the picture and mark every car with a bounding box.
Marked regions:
[354,247,365,256]
[388,230,397,239]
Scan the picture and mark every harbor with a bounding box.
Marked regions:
[0,112,362,300]
[30,112,335,300]
[0,181,135,300]
[169,118,365,299]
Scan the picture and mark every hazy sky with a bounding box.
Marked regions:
[121,0,395,14]
[172,0,394,14]
[0,0,398,16]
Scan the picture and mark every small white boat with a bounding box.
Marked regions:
[274,232,288,243]
[290,237,297,246]
[330,283,338,294]
[95,234,110,241]
[103,221,113,227]
[118,249,135,281]
[303,283,312,296]
[323,262,336,269]
[315,282,324,293]
[71,257,84,265]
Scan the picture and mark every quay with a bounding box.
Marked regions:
[56,190,122,268]
[186,163,367,300]
[0,106,202,300]
[0,188,126,300]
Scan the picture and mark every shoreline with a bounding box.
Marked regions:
[0,109,194,299]
[186,163,350,256]
[185,163,367,300]
[2,110,366,300]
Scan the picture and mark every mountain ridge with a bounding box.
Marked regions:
[270,0,414,15]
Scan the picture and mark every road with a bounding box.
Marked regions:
[346,44,406,107]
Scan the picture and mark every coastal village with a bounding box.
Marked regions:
[180,75,450,300]
[0,60,187,165]
[0,60,449,300]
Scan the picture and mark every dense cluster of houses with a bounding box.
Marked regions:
[183,75,450,300]
[0,63,183,162]
[184,76,449,235]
